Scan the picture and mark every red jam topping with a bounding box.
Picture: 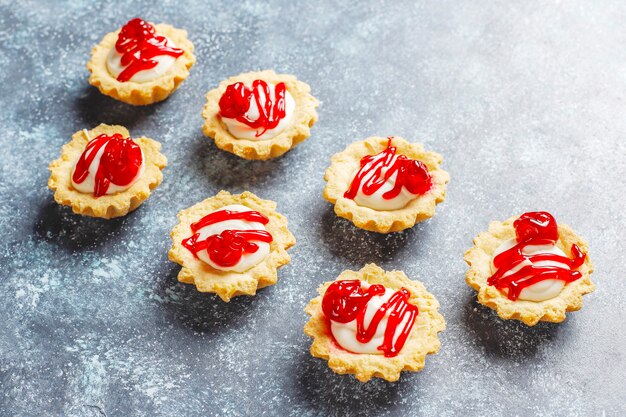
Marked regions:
[114,18,183,82]
[218,80,287,137]
[488,211,586,301]
[322,280,419,357]
[72,133,143,197]
[344,138,432,201]
[182,210,273,268]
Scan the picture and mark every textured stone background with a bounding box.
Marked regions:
[1,0,625,416]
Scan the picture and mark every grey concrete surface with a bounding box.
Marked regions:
[0,1,625,416]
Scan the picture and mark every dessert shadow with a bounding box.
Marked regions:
[187,136,290,190]
[461,292,566,360]
[155,262,264,335]
[316,205,425,265]
[72,85,160,129]
[290,346,411,415]
[33,198,131,252]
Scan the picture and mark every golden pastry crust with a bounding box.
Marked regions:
[304,264,445,382]
[464,215,595,326]
[87,23,195,105]
[323,136,450,233]
[202,70,319,160]
[48,124,167,219]
[168,191,296,302]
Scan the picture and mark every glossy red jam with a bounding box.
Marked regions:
[322,280,419,357]
[488,211,586,301]
[344,138,432,201]
[182,210,273,268]
[218,80,287,137]
[114,18,183,82]
[72,133,143,197]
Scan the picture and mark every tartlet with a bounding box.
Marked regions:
[304,264,445,382]
[48,123,167,218]
[323,136,449,233]
[202,70,319,160]
[168,191,296,301]
[464,211,595,326]
[87,18,195,105]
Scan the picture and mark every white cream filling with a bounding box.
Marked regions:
[106,36,178,83]
[195,204,270,273]
[349,156,420,211]
[221,82,296,140]
[491,238,570,302]
[70,141,144,196]
[330,286,411,355]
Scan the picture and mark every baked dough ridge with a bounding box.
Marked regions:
[202,70,319,160]
[87,23,196,106]
[168,191,296,302]
[304,264,445,382]
[323,136,450,233]
[464,215,595,326]
[48,124,167,219]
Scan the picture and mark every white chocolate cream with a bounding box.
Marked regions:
[221,82,296,141]
[330,286,412,354]
[195,205,270,273]
[349,159,420,211]
[106,36,179,83]
[491,238,570,302]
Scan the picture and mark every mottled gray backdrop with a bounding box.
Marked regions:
[0,1,625,416]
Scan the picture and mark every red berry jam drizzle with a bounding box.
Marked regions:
[344,138,432,201]
[182,210,273,268]
[322,280,418,357]
[488,211,586,301]
[115,18,183,82]
[218,80,287,137]
[72,133,143,197]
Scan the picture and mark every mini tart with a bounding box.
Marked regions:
[464,215,595,326]
[304,264,445,382]
[48,124,167,219]
[202,70,319,160]
[87,22,195,105]
[168,191,296,302]
[323,136,449,233]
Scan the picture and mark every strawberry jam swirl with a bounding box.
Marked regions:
[489,211,586,301]
[322,280,418,357]
[72,133,143,197]
[344,139,432,210]
[113,18,183,82]
[218,80,293,139]
[182,208,273,270]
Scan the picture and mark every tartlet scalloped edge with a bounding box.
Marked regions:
[168,190,296,302]
[202,70,319,160]
[87,22,195,106]
[48,124,167,219]
[304,263,445,382]
[464,215,595,326]
[323,136,450,233]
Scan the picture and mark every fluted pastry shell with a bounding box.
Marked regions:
[464,215,595,326]
[323,136,449,233]
[202,70,319,160]
[168,191,296,302]
[304,264,445,382]
[87,23,195,105]
[48,124,167,219]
